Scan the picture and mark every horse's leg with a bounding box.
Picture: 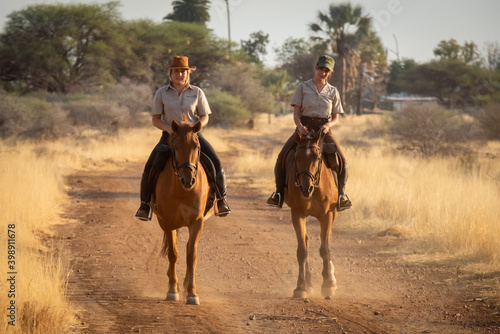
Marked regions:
[292,211,309,299]
[184,218,204,305]
[165,229,180,301]
[319,212,337,299]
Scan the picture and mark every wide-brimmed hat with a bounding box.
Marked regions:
[164,56,197,71]
[317,55,335,71]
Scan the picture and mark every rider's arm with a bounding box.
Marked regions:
[152,114,172,133]
[293,105,308,135]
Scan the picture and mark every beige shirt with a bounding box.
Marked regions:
[152,84,211,126]
[290,79,344,119]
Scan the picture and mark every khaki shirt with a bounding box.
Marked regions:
[290,79,344,119]
[152,84,212,126]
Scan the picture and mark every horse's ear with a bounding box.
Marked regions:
[192,121,202,133]
[171,120,179,133]
[314,130,324,142]
[294,130,301,144]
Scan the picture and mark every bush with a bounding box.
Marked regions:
[388,104,464,156]
[204,87,252,127]
[64,100,128,134]
[206,63,275,115]
[475,103,500,140]
[0,90,70,140]
[0,81,153,140]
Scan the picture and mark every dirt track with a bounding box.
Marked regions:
[54,133,500,333]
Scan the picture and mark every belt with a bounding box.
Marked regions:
[300,116,329,131]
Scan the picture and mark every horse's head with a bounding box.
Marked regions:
[169,120,202,190]
[294,130,324,198]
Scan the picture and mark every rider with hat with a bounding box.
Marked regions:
[135,56,231,220]
[267,55,352,211]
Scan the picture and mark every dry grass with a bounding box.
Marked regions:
[226,113,500,267]
[0,124,164,333]
[0,148,77,333]
[1,112,498,333]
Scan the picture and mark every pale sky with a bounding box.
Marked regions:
[1,0,499,68]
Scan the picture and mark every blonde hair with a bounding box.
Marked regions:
[169,68,191,85]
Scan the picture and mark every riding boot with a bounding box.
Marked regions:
[337,166,352,211]
[267,162,285,208]
[135,172,153,221]
[215,168,231,217]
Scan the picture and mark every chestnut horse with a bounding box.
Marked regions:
[284,130,339,299]
[152,120,212,305]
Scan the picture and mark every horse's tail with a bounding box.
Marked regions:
[161,232,169,257]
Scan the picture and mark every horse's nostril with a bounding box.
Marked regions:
[308,185,314,194]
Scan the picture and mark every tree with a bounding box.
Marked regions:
[310,2,371,108]
[0,2,122,93]
[433,39,461,60]
[485,41,500,71]
[355,29,388,113]
[261,69,293,115]
[387,58,417,94]
[461,41,480,65]
[241,31,269,64]
[124,20,228,88]
[164,0,211,26]
[404,60,496,108]
[274,38,319,82]
[206,62,274,115]
[434,39,480,65]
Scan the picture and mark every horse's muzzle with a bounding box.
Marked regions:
[180,173,196,189]
[298,182,314,198]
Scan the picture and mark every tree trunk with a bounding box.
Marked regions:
[356,63,364,115]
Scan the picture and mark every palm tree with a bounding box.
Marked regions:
[310,2,371,108]
[164,0,211,26]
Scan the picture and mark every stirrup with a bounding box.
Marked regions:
[135,203,152,221]
[337,194,352,211]
[267,192,282,208]
[215,198,231,217]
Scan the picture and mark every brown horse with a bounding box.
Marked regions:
[284,130,339,299]
[152,120,212,305]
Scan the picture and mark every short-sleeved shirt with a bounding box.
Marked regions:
[152,84,212,126]
[290,79,344,120]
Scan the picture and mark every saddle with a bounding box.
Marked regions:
[150,145,215,216]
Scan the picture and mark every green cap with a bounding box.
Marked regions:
[317,55,335,71]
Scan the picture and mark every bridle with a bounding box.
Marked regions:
[294,143,323,188]
[171,141,201,182]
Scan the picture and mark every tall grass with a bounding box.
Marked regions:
[0,148,76,333]
[229,113,500,266]
[0,126,161,333]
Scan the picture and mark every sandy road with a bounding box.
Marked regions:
[54,136,499,333]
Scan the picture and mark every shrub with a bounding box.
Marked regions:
[475,103,500,140]
[204,87,252,127]
[388,104,464,156]
[64,99,129,134]
[0,90,70,140]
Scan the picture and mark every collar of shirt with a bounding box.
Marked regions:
[305,79,335,95]
[166,83,193,94]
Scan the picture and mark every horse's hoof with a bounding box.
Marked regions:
[166,293,179,301]
[293,290,308,299]
[321,286,336,299]
[186,296,200,305]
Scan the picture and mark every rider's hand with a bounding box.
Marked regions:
[298,124,308,135]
